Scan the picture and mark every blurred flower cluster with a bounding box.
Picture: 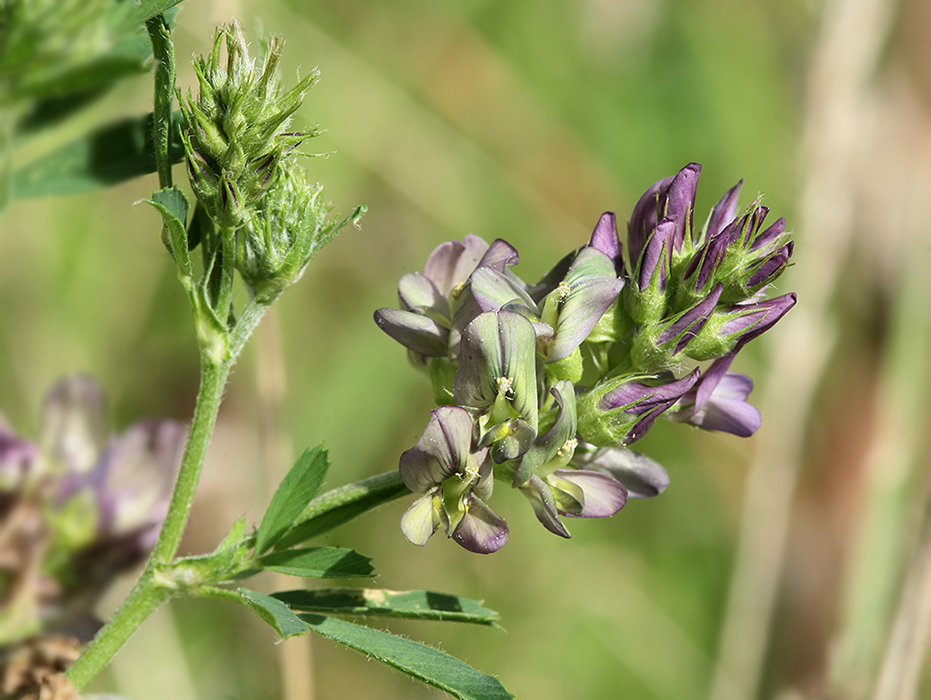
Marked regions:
[0,377,184,655]
[376,164,796,553]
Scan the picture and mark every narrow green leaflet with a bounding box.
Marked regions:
[274,471,410,550]
[300,614,513,700]
[12,111,184,198]
[238,589,308,640]
[256,446,330,554]
[258,547,373,578]
[274,588,500,626]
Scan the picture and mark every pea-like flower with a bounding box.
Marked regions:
[577,370,702,447]
[688,292,798,360]
[374,235,519,362]
[454,311,539,462]
[514,382,627,538]
[399,407,508,554]
[667,354,762,437]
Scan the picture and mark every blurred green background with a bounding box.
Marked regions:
[4,0,931,698]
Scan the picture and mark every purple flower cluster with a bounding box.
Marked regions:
[376,164,795,553]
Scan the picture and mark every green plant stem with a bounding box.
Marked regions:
[215,225,237,323]
[67,356,231,688]
[151,359,231,564]
[145,14,176,190]
[68,297,273,688]
[66,572,174,688]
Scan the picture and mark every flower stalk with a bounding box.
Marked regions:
[65,15,367,689]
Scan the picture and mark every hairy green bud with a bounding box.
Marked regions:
[237,165,366,302]
[178,21,319,229]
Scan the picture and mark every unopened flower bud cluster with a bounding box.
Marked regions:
[179,22,363,302]
[376,164,796,553]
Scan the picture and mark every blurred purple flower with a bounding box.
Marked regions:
[0,423,39,491]
[38,377,185,551]
[0,376,185,642]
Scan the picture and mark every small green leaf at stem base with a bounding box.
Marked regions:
[256,445,330,554]
[145,186,192,278]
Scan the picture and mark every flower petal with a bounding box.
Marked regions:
[400,492,441,546]
[454,311,539,432]
[547,248,624,362]
[628,175,674,265]
[451,496,509,553]
[399,406,476,493]
[692,393,762,437]
[664,163,701,249]
[374,308,450,358]
[550,469,628,518]
[705,179,743,239]
[398,272,448,315]
[470,267,538,315]
[719,293,797,351]
[637,218,674,293]
[571,446,670,498]
[588,212,622,272]
[519,474,571,538]
[423,234,489,295]
[514,380,577,485]
[476,238,521,272]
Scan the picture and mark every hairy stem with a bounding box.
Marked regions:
[65,573,174,688]
[67,356,231,688]
[152,358,232,564]
[145,14,176,190]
